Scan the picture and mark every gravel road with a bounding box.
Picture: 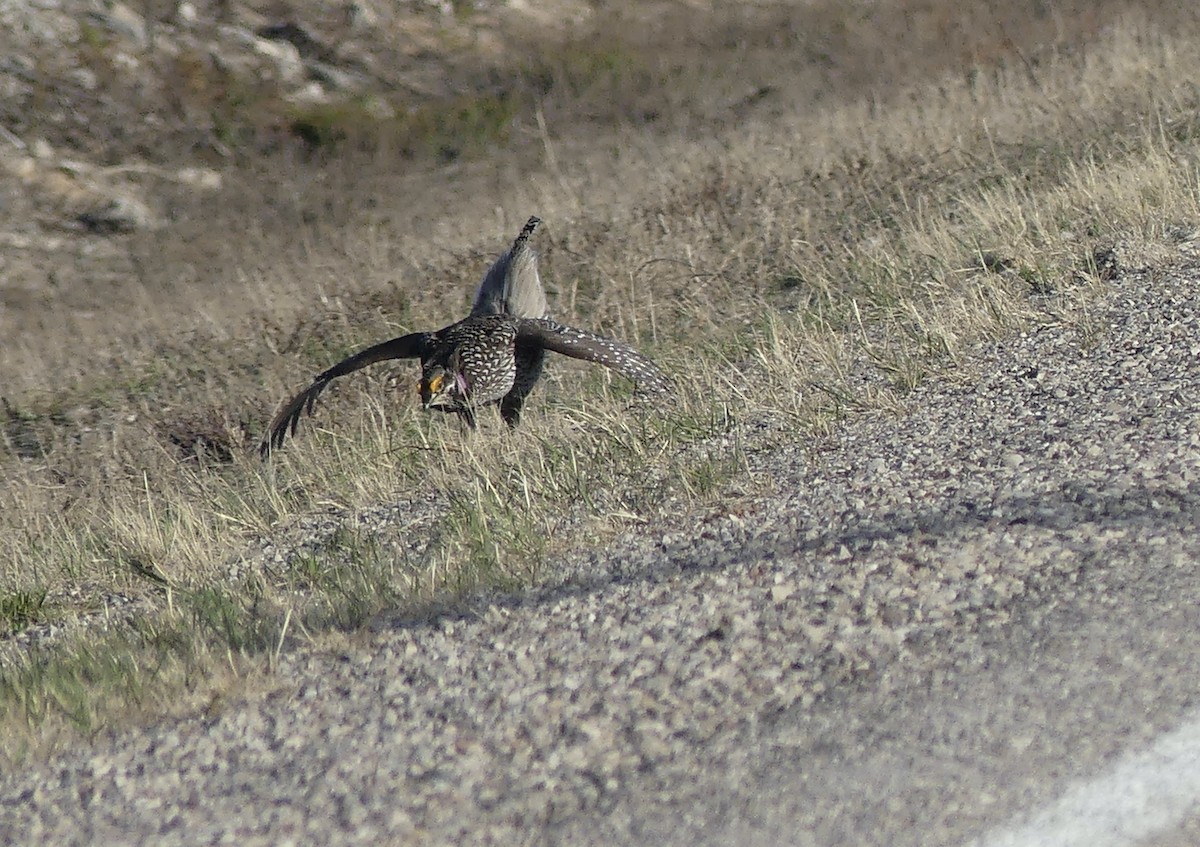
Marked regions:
[4,254,1200,845]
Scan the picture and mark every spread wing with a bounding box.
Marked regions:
[514,318,671,396]
[261,332,430,456]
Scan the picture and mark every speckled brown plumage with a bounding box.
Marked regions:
[260,217,670,456]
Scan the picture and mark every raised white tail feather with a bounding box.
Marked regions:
[469,216,549,320]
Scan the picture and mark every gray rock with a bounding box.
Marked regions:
[88,2,147,46]
[77,193,162,233]
[306,60,364,92]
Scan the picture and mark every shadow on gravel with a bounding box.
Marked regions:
[377,472,1200,634]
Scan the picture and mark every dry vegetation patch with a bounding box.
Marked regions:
[2,0,1200,761]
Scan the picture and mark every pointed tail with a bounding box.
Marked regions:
[469,216,549,319]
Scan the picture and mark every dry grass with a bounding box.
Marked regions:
[3,0,1200,762]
